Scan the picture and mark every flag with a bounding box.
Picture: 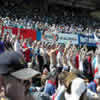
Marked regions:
[93,32,100,48]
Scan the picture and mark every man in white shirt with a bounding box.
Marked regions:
[40,43,48,66]
[56,46,63,72]
[14,37,22,54]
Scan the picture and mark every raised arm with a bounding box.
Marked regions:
[94,31,99,41]
[48,46,60,55]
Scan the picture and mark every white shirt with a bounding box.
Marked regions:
[57,51,63,67]
[94,33,100,48]
[65,78,86,100]
[40,48,47,65]
[79,56,84,72]
[14,40,21,53]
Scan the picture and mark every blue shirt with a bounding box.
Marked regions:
[29,85,37,94]
[0,41,4,54]
[34,48,40,56]
[44,81,56,96]
[88,81,97,93]
[29,47,33,58]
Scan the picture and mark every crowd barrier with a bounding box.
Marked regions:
[0,26,98,47]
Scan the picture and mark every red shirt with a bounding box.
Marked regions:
[48,80,56,86]
[88,56,91,64]
[56,50,58,55]
[76,53,79,69]
[94,67,98,77]
[23,43,31,62]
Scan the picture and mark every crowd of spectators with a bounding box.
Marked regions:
[0,31,100,99]
[1,15,100,35]
[0,12,100,100]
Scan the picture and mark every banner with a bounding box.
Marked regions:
[36,31,41,41]
[1,26,98,47]
[2,26,36,40]
[42,31,78,44]
[78,34,96,47]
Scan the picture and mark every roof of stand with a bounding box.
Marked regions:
[48,0,100,10]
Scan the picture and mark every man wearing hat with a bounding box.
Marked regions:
[0,50,26,100]
[5,67,41,100]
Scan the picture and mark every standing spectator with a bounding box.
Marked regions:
[75,49,80,69]
[22,39,31,63]
[56,45,63,73]
[4,34,13,51]
[0,37,5,54]
[14,36,22,54]
[35,42,44,72]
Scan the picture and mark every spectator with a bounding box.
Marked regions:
[44,71,57,96]
[0,37,5,54]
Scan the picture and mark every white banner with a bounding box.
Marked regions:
[42,31,78,44]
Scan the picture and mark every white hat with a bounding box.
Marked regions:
[70,78,86,100]
[11,68,41,80]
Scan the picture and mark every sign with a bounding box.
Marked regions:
[42,32,57,42]
[2,26,37,40]
[42,31,78,44]
[36,31,41,40]
[78,34,96,47]
[56,33,78,44]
